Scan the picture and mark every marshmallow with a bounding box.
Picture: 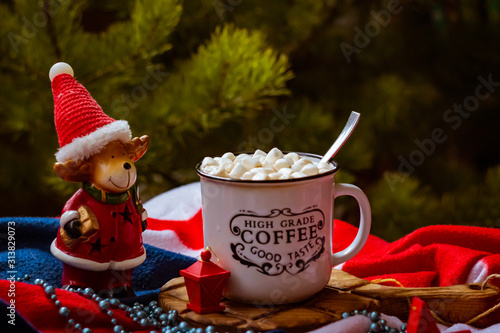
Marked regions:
[285,152,300,162]
[301,164,319,176]
[252,168,275,176]
[223,163,235,173]
[252,173,267,181]
[229,162,248,179]
[317,161,330,170]
[241,171,255,180]
[221,152,236,161]
[268,172,281,180]
[300,158,313,165]
[201,148,334,180]
[241,156,262,170]
[214,157,232,165]
[253,149,267,158]
[291,171,307,178]
[201,157,217,168]
[291,158,312,172]
[264,147,283,165]
[202,165,218,174]
[274,158,293,170]
[212,165,229,178]
[278,167,294,176]
[214,157,234,173]
[260,158,274,169]
[235,153,249,160]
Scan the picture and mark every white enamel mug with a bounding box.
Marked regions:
[197,153,371,305]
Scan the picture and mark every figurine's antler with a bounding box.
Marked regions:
[54,159,91,182]
[128,135,150,161]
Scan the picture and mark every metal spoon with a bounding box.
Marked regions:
[320,111,360,164]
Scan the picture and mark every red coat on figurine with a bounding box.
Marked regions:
[48,62,149,298]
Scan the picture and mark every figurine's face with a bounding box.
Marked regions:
[89,141,137,193]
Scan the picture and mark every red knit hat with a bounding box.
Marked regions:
[49,62,132,163]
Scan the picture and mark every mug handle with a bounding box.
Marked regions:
[331,183,372,267]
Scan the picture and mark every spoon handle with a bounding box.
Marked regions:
[320,111,360,164]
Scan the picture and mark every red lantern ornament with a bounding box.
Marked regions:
[406,297,441,333]
[180,249,231,314]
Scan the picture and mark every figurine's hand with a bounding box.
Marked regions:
[64,219,82,239]
[59,207,98,247]
[141,209,148,232]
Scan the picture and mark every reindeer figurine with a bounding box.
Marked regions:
[49,62,149,298]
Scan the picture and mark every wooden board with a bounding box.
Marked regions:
[158,269,500,332]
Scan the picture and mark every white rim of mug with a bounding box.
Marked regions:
[196,152,339,184]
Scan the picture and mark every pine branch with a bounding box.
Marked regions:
[83,16,163,85]
[212,61,230,110]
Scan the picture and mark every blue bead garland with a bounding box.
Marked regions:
[14,274,221,333]
[16,274,408,333]
[341,310,407,333]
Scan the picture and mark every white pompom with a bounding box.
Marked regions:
[49,62,74,81]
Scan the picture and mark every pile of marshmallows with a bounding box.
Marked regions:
[200,148,333,180]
